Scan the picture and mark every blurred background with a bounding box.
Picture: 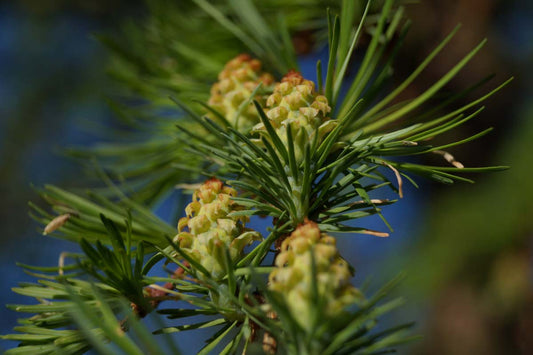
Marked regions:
[0,0,532,354]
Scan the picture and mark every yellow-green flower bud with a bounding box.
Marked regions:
[254,71,336,163]
[175,178,261,280]
[268,221,362,332]
[208,54,275,133]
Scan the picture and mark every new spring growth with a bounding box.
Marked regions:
[175,178,261,280]
[208,54,275,133]
[253,70,336,163]
[269,221,363,332]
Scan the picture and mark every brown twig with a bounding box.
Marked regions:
[145,261,189,310]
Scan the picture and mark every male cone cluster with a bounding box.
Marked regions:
[175,178,261,280]
[205,57,359,330]
[208,54,274,132]
[268,221,362,332]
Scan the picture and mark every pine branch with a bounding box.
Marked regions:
[3,1,510,354]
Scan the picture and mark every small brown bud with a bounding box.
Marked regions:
[43,214,71,235]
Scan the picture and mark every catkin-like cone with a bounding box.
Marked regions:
[175,178,261,280]
[268,221,362,332]
[208,54,274,133]
[253,71,336,162]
